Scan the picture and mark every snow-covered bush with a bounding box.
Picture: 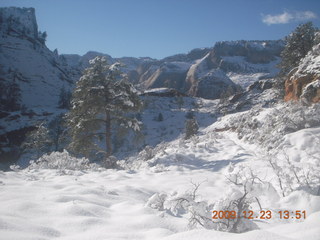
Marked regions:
[226,101,320,198]
[268,150,320,197]
[139,145,156,161]
[28,150,99,171]
[118,143,169,170]
[146,192,168,211]
[212,193,256,233]
[301,80,320,104]
[146,171,261,233]
[212,164,276,233]
[146,181,215,229]
[146,164,281,233]
[228,102,320,149]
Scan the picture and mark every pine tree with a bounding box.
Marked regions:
[48,114,68,152]
[38,31,47,44]
[23,122,52,158]
[58,86,72,109]
[279,22,317,75]
[185,117,199,140]
[66,56,142,160]
[157,113,164,122]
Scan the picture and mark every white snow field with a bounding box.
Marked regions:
[0,114,319,240]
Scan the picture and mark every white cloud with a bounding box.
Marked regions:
[262,11,317,25]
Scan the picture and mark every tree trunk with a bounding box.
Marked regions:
[105,111,112,157]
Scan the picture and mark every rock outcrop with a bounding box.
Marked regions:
[284,40,320,103]
[0,7,75,110]
[136,41,283,99]
[0,7,75,166]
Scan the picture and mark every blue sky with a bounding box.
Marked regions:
[1,0,319,59]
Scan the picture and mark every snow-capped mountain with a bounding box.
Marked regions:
[0,7,283,167]
[0,7,76,166]
[63,41,283,100]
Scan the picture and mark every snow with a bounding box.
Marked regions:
[163,62,191,72]
[227,73,271,89]
[143,88,173,94]
[295,43,320,76]
[1,115,319,239]
[0,7,318,240]
[222,56,280,74]
[0,33,74,110]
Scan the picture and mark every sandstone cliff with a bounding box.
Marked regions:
[285,40,320,103]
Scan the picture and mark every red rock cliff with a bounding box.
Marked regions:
[284,42,320,103]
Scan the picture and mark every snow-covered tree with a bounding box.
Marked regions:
[23,122,52,159]
[48,114,68,152]
[66,56,142,161]
[185,117,199,139]
[279,22,318,75]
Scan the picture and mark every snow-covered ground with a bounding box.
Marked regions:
[1,108,319,239]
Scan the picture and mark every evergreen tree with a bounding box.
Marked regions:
[23,122,52,158]
[157,113,164,122]
[38,31,47,44]
[48,114,68,152]
[175,96,184,109]
[66,56,142,160]
[185,117,199,140]
[58,86,72,109]
[185,111,195,119]
[279,22,317,75]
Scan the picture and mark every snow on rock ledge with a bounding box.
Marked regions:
[285,41,320,103]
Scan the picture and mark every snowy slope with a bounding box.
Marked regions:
[225,57,280,89]
[0,35,73,109]
[0,7,75,111]
[110,94,219,159]
[0,118,319,239]
[0,6,318,240]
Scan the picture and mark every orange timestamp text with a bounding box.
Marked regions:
[212,210,306,220]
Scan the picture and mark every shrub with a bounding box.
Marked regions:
[228,102,320,150]
[146,181,215,229]
[28,150,99,171]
